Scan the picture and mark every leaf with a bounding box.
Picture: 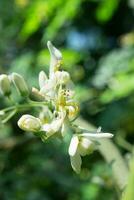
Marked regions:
[96,0,120,23]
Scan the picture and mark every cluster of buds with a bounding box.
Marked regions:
[0,41,113,173]
[0,73,29,97]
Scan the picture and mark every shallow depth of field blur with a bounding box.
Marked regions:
[0,0,134,200]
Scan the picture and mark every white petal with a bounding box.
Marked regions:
[31,87,45,101]
[40,78,56,97]
[51,118,63,132]
[81,133,113,140]
[47,41,62,60]
[78,138,94,156]
[47,41,62,77]
[41,118,63,137]
[61,123,65,137]
[42,124,51,132]
[70,152,82,174]
[42,124,55,138]
[68,135,79,156]
[39,71,48,89]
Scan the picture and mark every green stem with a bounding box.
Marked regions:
[0,101,48,113]
[0,101,49,123]
[121,152,134,200]
[2,109,17,123]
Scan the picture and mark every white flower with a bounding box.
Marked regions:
[18,114,42,132]
[68,129,113,173]
[39,71,70,100]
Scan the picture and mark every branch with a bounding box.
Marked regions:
[121,152,134,200]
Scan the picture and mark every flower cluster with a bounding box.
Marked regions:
[0,41,113,173]
[0,73,29,97]
[18,41,79,140]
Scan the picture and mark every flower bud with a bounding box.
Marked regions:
[11,73,29,96]
[0,74,11,96]
[18,114,42,132]
[67,104,79,120]
[78,138,94,156]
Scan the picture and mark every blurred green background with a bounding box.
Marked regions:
[0,0,134,199]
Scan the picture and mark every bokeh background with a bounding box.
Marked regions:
[0,0,134,199]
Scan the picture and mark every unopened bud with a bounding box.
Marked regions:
[67,104,79,120]
[11,73,29,96]
[0,74,11,96]
[18,114,42,132]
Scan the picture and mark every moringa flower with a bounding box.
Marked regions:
[39,71,70,100]
[0,40,114,175]
[68,129,113,173]
[56,87,79,120]
[15,41,113,174]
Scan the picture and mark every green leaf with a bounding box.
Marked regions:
[96,0,120,23]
